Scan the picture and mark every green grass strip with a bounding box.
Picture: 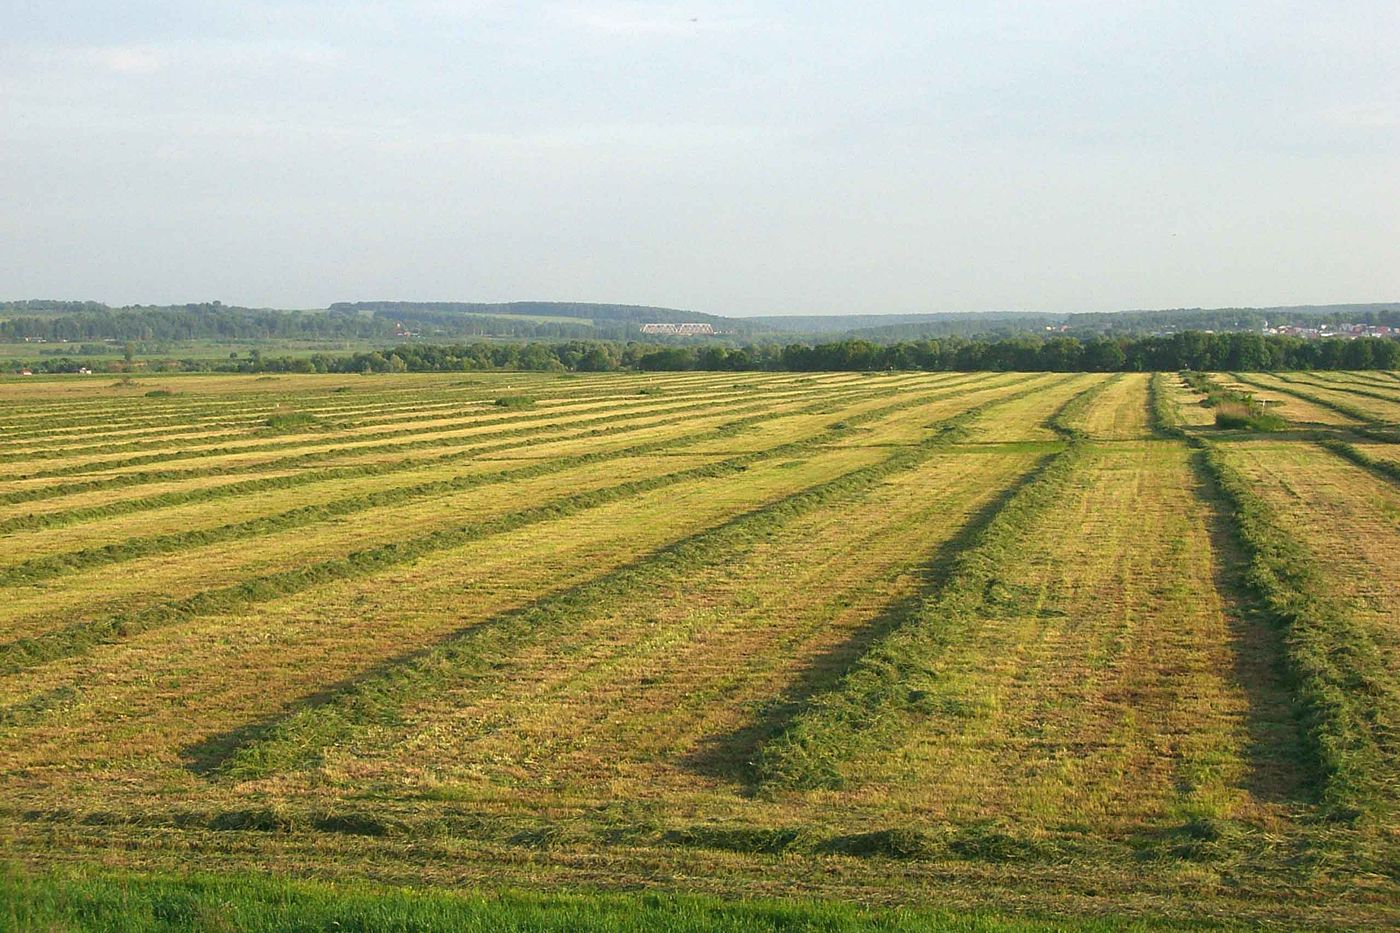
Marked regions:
[0,865,1230,933]
[1148,372,1186,438]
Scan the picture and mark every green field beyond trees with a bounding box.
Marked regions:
[2,371,1399,930]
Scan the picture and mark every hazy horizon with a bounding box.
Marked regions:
[4,2,1397,315]
[7,296,1400,321]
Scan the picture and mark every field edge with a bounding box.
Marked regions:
[0,864,1266,933]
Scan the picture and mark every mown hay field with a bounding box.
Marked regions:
[1,370,1399,930]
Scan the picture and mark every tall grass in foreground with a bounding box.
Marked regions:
[0,867,1232,933]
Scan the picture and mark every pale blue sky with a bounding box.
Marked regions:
[2,1,1396,315]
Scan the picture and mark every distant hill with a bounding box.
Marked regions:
[330,300,732,326]
[751,312,1060,339]
[4,299,1397,347]
[0,300,772,344]
[754,303,1400,342]
[327,301,779,340]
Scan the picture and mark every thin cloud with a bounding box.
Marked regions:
[549,1,762,38]
[93,46,168,75]
[1322,102,1397,129]
[9,38,344,76]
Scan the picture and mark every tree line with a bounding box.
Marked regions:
[10,331,1398,375]
[0,300,756,343]
[262,332,1400,374]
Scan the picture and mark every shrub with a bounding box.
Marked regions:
[824,828,936,860]
[264,409,318,430]
[1214,401,1285,432]
[494,396,535,409]
[1185,372,1285,431]
[1213,403,1253,429]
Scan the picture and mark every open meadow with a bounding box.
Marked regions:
[1,370,1398,931]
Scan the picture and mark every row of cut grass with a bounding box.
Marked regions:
[1316,437,1400,488]
[2,381,831,476]
[0,383,971,585]
[1148,372,1185,437]
[0,379,791,506]
[829,439,1304,840]
[1063,372,1152,440]
[208,382,1061,781]
[1230,373,1380,426]
[0,383,1001,677]
[311,404,1063,801]
[1197,441,1398,823]
[750,381,1117,791]
[0,447,904,775]
[0,371,723,435]
[0,373,845,462]
[0,388,1021,640]
[752,438,1081,792]
[0,376,939,528]
[1284,371,1400,406]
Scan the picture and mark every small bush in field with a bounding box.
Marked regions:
[265,409,318,430]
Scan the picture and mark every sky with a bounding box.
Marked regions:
[2,1,1397,316]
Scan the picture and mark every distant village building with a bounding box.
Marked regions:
[639,322,717,336]
[1266,322,1395,340]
